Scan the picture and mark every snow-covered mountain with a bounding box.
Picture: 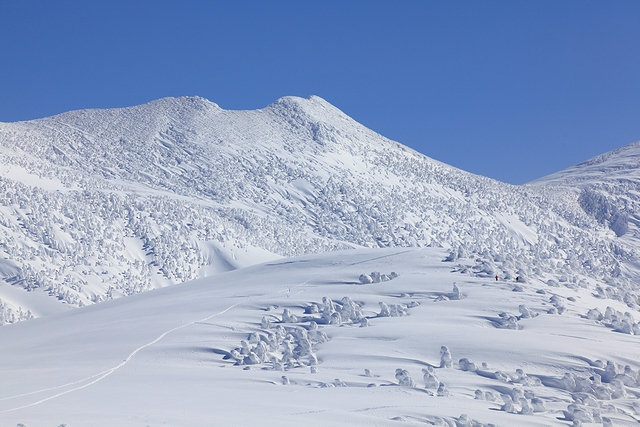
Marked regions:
[3,96,640,426]
[0,95,638,323]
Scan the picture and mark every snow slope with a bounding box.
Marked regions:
[1,96,638,324]
[530,141,640,242]
[532,141,640,186]
[2,248,639,427]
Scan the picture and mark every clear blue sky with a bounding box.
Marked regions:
[1,1,640,184]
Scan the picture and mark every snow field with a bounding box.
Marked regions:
[2,248,640,426]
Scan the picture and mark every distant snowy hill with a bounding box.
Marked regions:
[531,141,640,240]
[0,95,638,323]
[532,141,640,185]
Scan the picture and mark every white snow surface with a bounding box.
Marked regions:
[3,248,640,427]
[1,95,640,424]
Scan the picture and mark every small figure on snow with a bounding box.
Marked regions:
[395,368,415,387]
[531,397,546,412]
[261,316,271,329]
[322,297,335,315]
[240,340,251,355]
[519,398,533,415]
[518,304,534,319]
[396,369,416,387]
[329,311,342,325]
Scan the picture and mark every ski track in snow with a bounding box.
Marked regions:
[0,305,245,413]
[0,248,416,413]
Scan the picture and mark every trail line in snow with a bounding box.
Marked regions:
[0,247,418,413]
[0,368,115,402]
[0,301,242,413]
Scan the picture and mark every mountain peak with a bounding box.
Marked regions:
[266,95,350,123]
[0,95,639,332]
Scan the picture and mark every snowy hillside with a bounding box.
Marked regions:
[532,141,640,186]
[2,248,640,426]
[0,95,638,324]
[531,141,640,241]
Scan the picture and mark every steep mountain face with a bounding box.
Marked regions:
[0,96,637,323]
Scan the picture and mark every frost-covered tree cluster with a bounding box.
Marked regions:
[0,298,32,325]
[0,176,344,313]
[358,271,398,284]
[1,95,639,322]
[225,295,418,369]
[586,306,640,334]
[445,348,638,424]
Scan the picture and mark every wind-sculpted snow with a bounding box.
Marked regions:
[0,95,639,322]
